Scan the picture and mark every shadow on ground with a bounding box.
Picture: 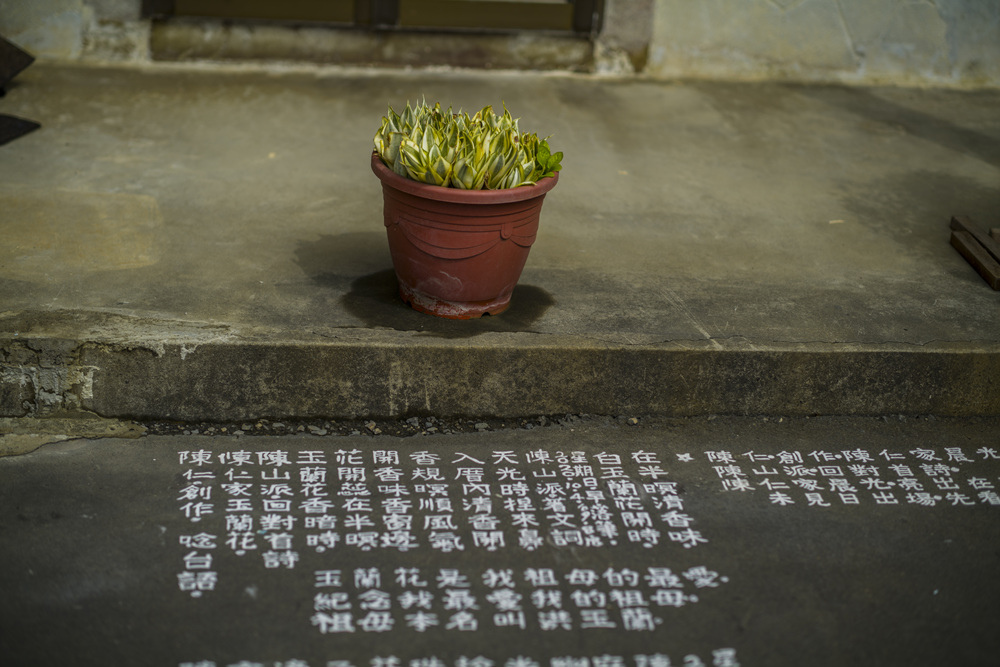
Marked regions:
[341,269,555,339]
[802,85,1000,168]
[295,232,555,338]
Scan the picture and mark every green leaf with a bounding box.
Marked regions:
[431,155,452,186]
[450,159,473,189]
[537,141,551,166]
[531,139,562,179]
[546,151,563,172]
[377,100,562,188]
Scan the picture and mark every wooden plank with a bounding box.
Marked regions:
[950,215,1000,264]
[950,229,1000,290]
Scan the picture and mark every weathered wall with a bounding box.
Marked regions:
[0,0,148,61]
[1,0,999,86]
[594,0,655,74]
[0,0,90,60]
[648,0,1000,86]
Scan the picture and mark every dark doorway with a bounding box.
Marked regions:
[143,1,604,34]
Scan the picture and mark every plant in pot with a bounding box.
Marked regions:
[372,100,562,319]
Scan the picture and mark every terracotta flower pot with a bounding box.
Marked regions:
[371,152,559,319]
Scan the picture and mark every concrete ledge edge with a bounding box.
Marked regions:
[3,337,998,421]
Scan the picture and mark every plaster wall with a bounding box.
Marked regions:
[0,0,147,62]
[1,0,999,86]
[648,0,1000,87]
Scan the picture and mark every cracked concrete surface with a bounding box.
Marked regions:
[0,416,145,456]
[0,64,998,421]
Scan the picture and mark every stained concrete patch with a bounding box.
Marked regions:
[0,433,71,457]
[0,417,146,457]
[0,188,161,282]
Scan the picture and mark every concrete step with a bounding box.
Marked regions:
[1,64,999,422]
[4,314,998,421]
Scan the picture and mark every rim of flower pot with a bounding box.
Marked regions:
[371,152,558,204]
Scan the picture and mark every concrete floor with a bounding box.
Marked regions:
[2,65,999,666]
[1,63,999,422]
[2,416,998,666]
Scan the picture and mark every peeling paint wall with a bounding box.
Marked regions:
[648,0,1000,86]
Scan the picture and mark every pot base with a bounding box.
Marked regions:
[398,282,511,319]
